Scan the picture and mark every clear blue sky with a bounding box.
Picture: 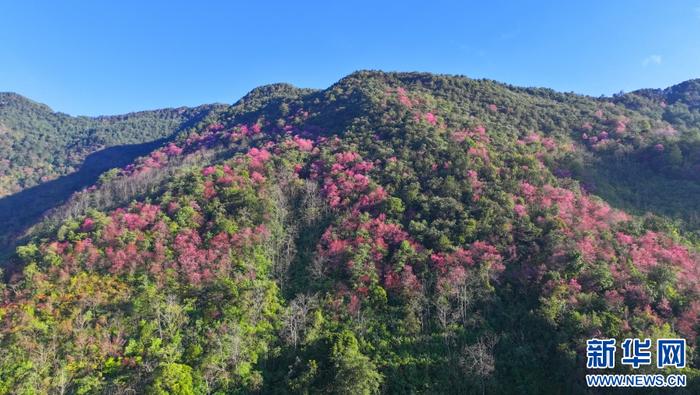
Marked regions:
[1,1,699,116]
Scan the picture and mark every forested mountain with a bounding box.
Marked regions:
[0,72,699,393]
[0,94,225,259]
[0,92,223,196]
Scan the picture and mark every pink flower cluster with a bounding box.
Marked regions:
[451,125,489,144]
[319,213,421,309]
[312,151,386,210]
[292,135,314,152]
[247,147,271,171]
[431,241,504,292]
[467,170,483,201]
[37,198,271,286]
[396,87,413,107]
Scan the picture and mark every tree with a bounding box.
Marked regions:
[330,331,383,395]
[148,363,195,395]
[460,335,498,395]
[281,294,318,348]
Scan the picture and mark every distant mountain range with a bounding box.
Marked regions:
[0,72,698,393]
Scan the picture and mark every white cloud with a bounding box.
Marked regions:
[642,54,662,67]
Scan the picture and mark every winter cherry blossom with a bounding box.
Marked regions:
[396,87,413,107]
[293,135,314,151]
[202,166,217,176]
[467,170,483,201]
[81,217,95,232]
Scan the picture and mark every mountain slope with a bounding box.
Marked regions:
[0,94,227,259]
[0,72,699,394]
[0,92,224,196]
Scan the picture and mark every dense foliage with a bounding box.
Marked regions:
[0,72,699,393]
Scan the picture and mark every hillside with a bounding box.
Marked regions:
[0,94,226,258]
[0,71,699,393]
[0,92,224,196]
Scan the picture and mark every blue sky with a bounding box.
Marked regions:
[1,1,699,116]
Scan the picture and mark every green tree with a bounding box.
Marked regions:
[330,331,382,395]
[148,363,195,395]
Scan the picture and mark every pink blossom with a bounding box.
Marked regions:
[208,123,224,132]
[396,87,412,107]
[81,217,95,232]
[524,133,541,144]
[520,182,537,200]
[251,171,266,184]
[202,166,217,176]
[247,147,271,170]
[615,120,626,133]
[467,170,483,201]
[293,135,314,151]
[164,143,184,156]
[568,279,582,293]
[616,232,634,246]
[542,138,557,150]
[335,151,360,164]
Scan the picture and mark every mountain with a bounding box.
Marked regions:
[627,79,700,110]
[0,71,699,393]
[0,92,224,196]
[0,94,226,258]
